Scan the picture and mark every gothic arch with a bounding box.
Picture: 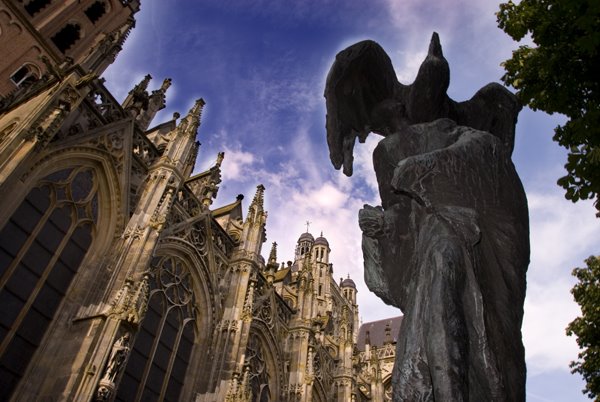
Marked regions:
[114,238,219,401]
[247,321,284,402]
[0,150,121,397]
[3,148,123,244]
[153,237,219,346]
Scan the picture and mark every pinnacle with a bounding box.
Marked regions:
[216,151,225,167]
[269,242,278,263]
[251,184,265,207]
[177,98,206,135]
[189,98,206,118]
[160,78,172,92]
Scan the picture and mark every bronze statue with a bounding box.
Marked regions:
[324,33,529,401]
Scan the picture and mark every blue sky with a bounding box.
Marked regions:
[103,1,599,400]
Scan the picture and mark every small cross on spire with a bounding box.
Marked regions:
[305,220,311,232]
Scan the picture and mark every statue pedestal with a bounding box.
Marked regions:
[95,378,115,401]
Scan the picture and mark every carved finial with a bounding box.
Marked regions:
[320,230,323,237]
[190,98,206,118]
[251,184,265,208]
[172,111,180,120]
[305,220,311,233]
[132,74,152,93]
[160,78,172,92]
[216,151,225,167]
[178,98,206,136]
[269,242,278,264]
[241,282,255,322]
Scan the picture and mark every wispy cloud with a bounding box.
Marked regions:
[521,190,599,374]
[524,278,581,374]
[220,146,257,182]
[528,192,599,276]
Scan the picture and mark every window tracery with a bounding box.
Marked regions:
[246,333,271,402]
[115,255,196,402]
[0,167,97,397]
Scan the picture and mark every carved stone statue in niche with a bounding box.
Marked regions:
[95,332,131,401]
[104,333,130,382]
[324,33,529,401]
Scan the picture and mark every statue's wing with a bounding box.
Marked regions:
[451,83,522,155]
[324,40,399,176]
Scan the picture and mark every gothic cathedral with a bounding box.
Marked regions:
[0,1,398,401]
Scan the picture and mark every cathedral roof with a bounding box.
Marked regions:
[211,195,244,221]
[298,232,314,242]
[341,277,356,289]
[273,267,291,282]
[356,316,403,351]
[314,233,329,247]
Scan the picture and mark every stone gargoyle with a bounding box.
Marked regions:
[324,33,529,401]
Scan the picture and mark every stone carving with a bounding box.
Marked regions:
[95,333,131,401]
[324,33,529,401]
[104,333,130,382]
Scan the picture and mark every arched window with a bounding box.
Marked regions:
[116,255,196,402]
[51,23,81,53]
[24,0,52,16]
[0,167,97,397]
[246,333,271,402]
[10,63,40,88]
[84,1,107,24]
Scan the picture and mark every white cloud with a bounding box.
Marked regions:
[352,134,382,203]
[528,192,599,275]
[292,182,348,210]
[220,145,256,182]
[521,190,599,374]
[524,279,581,374]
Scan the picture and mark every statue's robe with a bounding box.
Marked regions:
[360,118,529,402]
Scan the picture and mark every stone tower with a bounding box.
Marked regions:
[0,0,140,96]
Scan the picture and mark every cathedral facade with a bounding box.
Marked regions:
[0,1,397,401]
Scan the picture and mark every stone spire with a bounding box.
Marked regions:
[268,242,278,265]
[177,98,205,137]
[133,74,152,93]
[216,151,224,167]
[198,152,224,206]
[237,185,267,257]
[136,78,172,131]
[265,241,278,284]
[122,74,151,118]
[245,184,265,224]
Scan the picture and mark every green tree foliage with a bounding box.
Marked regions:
[566,256,600,399]
[497,0,600,216]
